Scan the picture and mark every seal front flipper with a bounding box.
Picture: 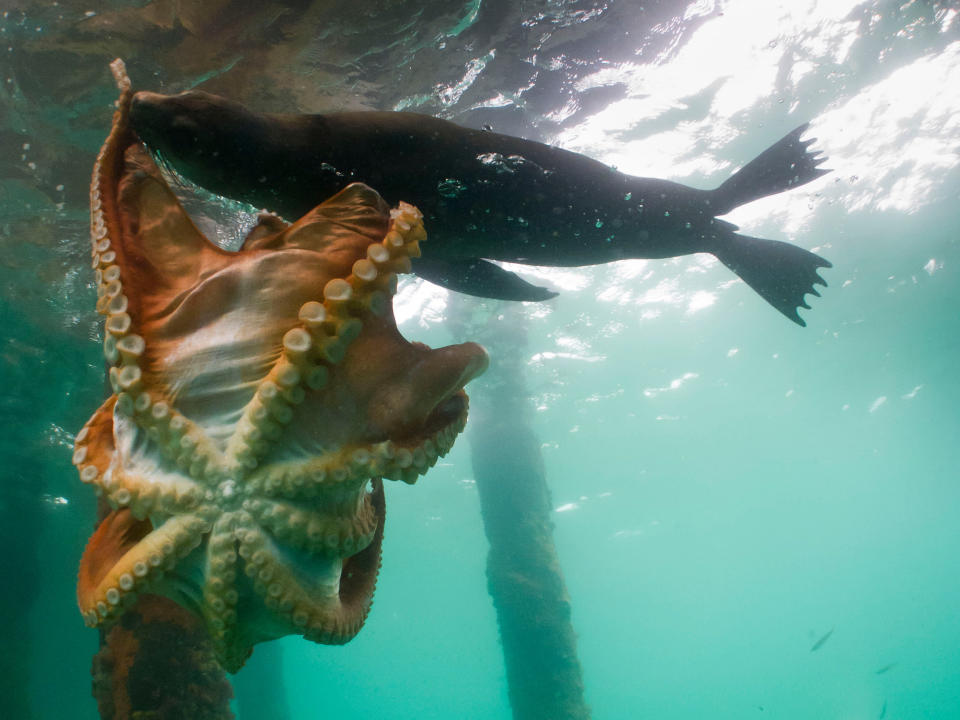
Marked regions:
[412,256,558,302]
[713,234,831,326]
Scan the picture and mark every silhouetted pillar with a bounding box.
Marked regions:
[452,301,591,720]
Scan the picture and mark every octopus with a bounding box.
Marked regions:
[71,60,488,672]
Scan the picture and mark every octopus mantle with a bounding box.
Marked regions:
[72,61,487,672]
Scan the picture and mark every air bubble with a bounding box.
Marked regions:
[437,179,466,198]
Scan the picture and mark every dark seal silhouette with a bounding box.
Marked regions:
[130,90,831,325]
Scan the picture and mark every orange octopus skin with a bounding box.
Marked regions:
[73,61,488,672]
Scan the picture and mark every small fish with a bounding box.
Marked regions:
[810,628,834,652]
[875,662,897,675]
[879,699,887,719]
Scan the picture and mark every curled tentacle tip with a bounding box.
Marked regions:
[110,59,131,91]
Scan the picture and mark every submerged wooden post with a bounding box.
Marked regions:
[89,499,235,720]
[451,301,591,720]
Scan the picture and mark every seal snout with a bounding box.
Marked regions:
[130,90,166,115]
[129,91,167,137]
[131,90,208,153]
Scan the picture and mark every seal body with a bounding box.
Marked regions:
[131,90,831,324]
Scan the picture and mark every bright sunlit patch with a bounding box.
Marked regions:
[612,518,661,539]
[686,290,715,314]
[638,277,683,307]
[683,0,715,21]
[643,371,699,398]
[554,335,590,359]
[41,422,75,451]
[944,8,958,33]
[437,50,496,107]
[549,0,959,257]
[684,254,719,275]
[542,96,581,124]
[498,261,593,293]
[816,41,960,215]
[902,385,923,400]
[555,335,590,352]
[394,276,448,328]
[583,388,626,404]
[556,0,861,179]
[529,350,606,365]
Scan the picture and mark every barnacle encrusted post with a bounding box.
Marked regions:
[73,60,488,673]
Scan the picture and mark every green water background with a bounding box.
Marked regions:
[1,1,959,718]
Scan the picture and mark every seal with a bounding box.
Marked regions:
[130,90,831,325]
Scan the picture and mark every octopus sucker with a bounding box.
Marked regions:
[74,61,488,671]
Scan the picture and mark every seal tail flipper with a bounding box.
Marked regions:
[412,256,558,301]
[713,234,831,326]
[710,123,830,215]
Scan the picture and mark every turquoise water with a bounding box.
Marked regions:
[2,1,959,718]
